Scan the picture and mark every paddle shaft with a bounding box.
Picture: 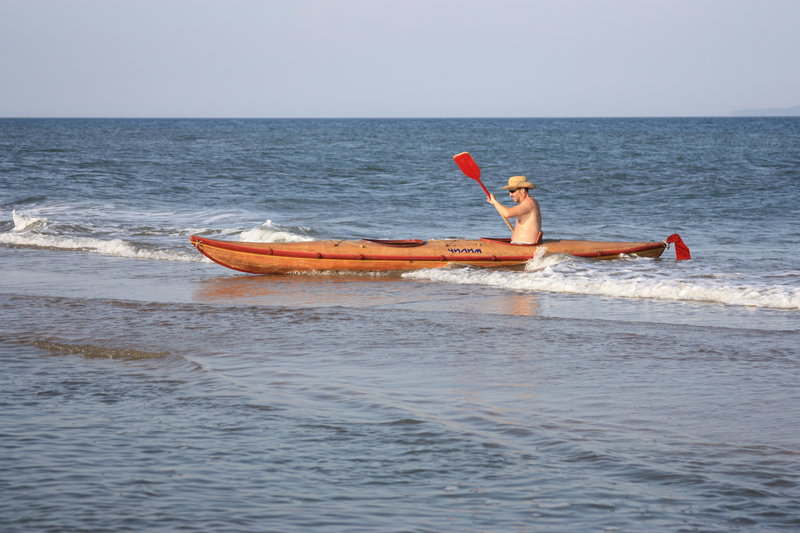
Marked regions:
[474,179,491,198]
[489,190,515,232]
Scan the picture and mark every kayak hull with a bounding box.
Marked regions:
[189,235,669,275]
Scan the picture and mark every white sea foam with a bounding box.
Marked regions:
[3,210,201,262]
[0,231,201,262]
[12,210,49,232]
[404,263,800,310]
[238,219,313,243]
[524,246,568,270]
[3,210,314,262]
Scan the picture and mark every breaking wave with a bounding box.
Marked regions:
[2,210,315,262]
[2,210,200,262]
[404,256,800,310]
[237,219,314,243]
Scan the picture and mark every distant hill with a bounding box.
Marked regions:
[730,105,800,116]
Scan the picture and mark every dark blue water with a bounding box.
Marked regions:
[1,118,799,531]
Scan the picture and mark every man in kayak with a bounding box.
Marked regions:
[487,176,542,244]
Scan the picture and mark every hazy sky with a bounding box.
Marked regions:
[1,0,798,117]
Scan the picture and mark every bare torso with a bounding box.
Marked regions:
[510,196,541,243]
[488,191,541,243]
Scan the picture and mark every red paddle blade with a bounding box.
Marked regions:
[453,152,480,180]
[666,233,692,260]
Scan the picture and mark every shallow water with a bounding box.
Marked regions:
[2,118,799,531]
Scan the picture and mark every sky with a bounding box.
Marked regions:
[1,0,798,118]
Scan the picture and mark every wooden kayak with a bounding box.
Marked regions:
[189,234,689,274]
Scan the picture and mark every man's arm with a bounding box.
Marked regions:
[488,194,533,218]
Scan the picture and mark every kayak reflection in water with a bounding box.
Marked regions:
[487,176,542,244]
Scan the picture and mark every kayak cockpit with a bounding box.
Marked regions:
[360,239,427,247]
[480,231,544,246]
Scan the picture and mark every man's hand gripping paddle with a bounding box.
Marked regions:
[453,152,514,231]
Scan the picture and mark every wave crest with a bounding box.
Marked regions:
[3,210,201,262]
[405,264,800,310]
[12,210,48,232]
[239,219,313,243]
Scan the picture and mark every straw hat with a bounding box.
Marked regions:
[502,175,536,190]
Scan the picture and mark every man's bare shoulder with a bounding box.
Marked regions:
[521,196,538,211]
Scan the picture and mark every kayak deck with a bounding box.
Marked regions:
[190,235,676,275]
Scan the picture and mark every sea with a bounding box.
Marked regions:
[1,117,798,532]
